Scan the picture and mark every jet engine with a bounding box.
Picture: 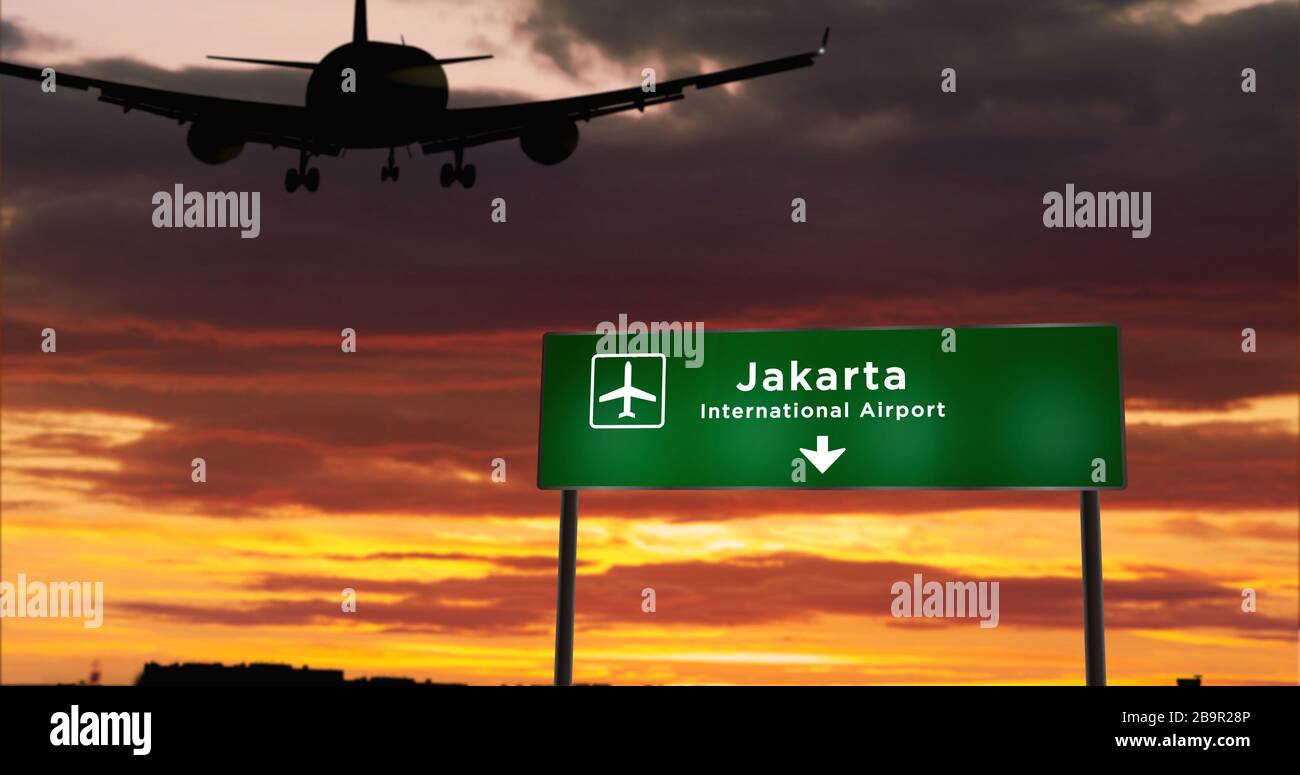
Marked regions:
[519,120,579,165]
[186,123,246,164]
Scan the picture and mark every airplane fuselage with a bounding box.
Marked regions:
[617,395,636,418]
[306,42,449,148]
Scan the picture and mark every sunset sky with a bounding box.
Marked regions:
[1,0,1296,685]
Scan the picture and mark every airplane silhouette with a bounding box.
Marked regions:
[599,362,657,419]
[0,1,827,193]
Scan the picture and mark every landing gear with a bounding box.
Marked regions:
[285,149,319,193]
[380,147,400,182]
[439,148,476,189]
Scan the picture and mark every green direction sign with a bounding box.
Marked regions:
[537,325,1126,490]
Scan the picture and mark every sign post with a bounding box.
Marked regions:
[1080,490,1106,686]
[537,325,1126,685]
[553,489,578,687]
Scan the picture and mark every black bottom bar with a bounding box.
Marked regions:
[2,684,1289,762]
[554,489,579,686]
[1080,490,1106,686]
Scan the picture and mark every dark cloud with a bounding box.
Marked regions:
[7,331,1296,518]
[0,18,69,56]
[115,552,1294,636]
[1148,515,1296,542]
[3,3,1295,339]
[3,288,1295,519]
[0,9,1295,521]
[237,549,585,571]
[520,0,1297,165]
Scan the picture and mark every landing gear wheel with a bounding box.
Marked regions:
[284,168,301,193]
[391,166,400,182]
[381,166,389,182]
[460,164,476,189]
[304,168,320,192]
[440,162,456,188]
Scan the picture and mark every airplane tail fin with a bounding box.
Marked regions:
[348,1,488,57]
[354,0,368,43]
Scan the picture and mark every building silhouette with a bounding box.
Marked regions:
[136,661,465,687]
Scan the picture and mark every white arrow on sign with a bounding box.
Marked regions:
[799,435,845,474]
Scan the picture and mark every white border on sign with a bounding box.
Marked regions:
[588,353,667,429]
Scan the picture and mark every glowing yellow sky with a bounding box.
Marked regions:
[3,401,1295,685]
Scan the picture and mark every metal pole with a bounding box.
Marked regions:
[1080,490,1106,686]
[553,489,579,686]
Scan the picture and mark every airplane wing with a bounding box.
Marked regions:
[627,387,656,402]
[598,386,631,403]
[598,385,656,403]
[0,61,335,156]
[420,28,828,156]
